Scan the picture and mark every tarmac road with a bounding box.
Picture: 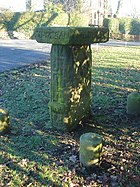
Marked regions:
[0,39,140,73]
[92,39,140,47]
[0,39,51,72]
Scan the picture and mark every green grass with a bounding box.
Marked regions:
[0,46,140,186]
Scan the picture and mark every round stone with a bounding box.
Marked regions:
[0,109,10,135]
[79,133,103,167]
[127,92,140,116]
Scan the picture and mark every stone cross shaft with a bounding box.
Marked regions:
[35,27,109,131]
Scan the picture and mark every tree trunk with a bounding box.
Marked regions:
[67,13,71,26]
[116,0,123,16]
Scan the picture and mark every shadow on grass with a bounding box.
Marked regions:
[91,65,140,126]
[0,50,140,186]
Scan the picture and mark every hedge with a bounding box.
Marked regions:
[103,18,119,34]
[1,11,140,40]
[129,19,140,35]
[103,17,140,36]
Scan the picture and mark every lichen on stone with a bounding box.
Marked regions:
[35,26,109,45]
[49,44,92,131]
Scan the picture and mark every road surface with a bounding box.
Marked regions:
[0,39,51,72]
[92,39,140,47]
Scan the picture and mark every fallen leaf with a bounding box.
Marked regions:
[69,155,77,163]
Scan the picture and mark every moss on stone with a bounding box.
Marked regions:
[35,26,109,45]
[49,45,92,131]
[35,26,109,131]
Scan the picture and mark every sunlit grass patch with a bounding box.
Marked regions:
[92,46,140,119]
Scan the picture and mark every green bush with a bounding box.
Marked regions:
[119,18,125,34]
[103,17,140,36]
[103,18,110,28]
[119,18,132,34]
[130,19,140,35]
[70,12,89,26]
[103,18,119,34]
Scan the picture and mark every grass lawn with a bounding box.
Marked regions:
[0,46,140,187]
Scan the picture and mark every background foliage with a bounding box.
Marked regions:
[0,11,68,39]
[0,0,89,39]
[104,17,140,35]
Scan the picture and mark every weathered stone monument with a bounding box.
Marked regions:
[35,27,109,131]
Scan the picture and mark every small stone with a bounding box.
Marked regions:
[127,92,140,116]
[0,108,10,135]
[110,175,118,182]
[69,155,77,163]
[79,133,103,167]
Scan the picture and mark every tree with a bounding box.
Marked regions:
[130,5,140,18]
[62,0,82,25]
[116,0,123,16]
[104,0,112,17]
[44,0,83,25]
[26,0,34,11]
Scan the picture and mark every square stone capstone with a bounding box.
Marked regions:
[35,26,109,45]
